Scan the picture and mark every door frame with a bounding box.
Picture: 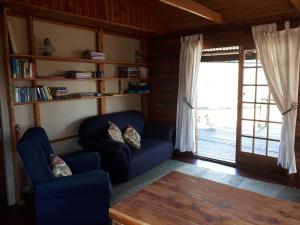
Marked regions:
[196,54,239,163]
[235,47,288,177]
[0,98,6,201]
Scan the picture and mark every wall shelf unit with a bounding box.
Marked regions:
[1,6,149,204]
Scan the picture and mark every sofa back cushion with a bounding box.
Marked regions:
[79,110,145,141]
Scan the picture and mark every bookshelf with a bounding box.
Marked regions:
[1,7,149,203]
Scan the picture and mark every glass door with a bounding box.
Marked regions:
[236,49,282,169]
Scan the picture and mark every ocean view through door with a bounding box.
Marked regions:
[196,60,239,163]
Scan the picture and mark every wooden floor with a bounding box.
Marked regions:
[0,155,297,225]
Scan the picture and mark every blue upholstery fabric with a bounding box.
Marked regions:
[17,127,111,225]
[143,123,175,143]
[61,152,101,174]
[17,140,53,186]
[78,110,144,140]
[35,171,111,225]
[79,111,175,181]
[128,138,173,179]
[21,127,53,157]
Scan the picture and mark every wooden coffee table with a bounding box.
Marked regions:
[109,171,300,225]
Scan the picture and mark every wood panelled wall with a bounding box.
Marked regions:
[147,37,180,124]
[7,0,162,33]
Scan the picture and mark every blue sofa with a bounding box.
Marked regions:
[17,127,111,225]
[78,110,175,181]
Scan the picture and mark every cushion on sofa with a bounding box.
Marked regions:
[108,121,125,143]
[128,138,173,179]
[79,111,145,140]
[49,154,72,177]
[123,126,141,149]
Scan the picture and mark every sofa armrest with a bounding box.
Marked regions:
[61,152,101,174]
[36,170,111,199]
[81,138,132,161]
[143,123,175,143]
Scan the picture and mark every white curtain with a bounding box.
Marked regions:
[175,34,203,153]
[252,23,300,174]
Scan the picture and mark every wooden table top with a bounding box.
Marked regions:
[109,171,300,225]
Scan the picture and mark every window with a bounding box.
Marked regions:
[241,50,282,158]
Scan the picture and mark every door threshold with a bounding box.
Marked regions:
[194,155,236,167]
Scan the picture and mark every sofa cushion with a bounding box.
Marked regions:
[128,138,173,179]
[108,121,125,143]
[123,126,141,149]
[49,154,72,177]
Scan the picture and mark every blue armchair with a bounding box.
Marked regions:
[17,127,111,225]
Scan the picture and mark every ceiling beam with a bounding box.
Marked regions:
[158,0,224,24]
[290,0,300,12]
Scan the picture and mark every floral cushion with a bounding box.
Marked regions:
[49,154,72,177]
[108,121,125,143]
[123,126,141,150]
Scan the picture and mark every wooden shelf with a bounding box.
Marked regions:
[11,76,147,82]
[11,78,35,81]
[10,54,148,66]
[13,93,147,105]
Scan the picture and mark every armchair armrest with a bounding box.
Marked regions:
[35,170,111,225]
[143,123,175,143]
[36,170,111,199]
[61,152,101,174]
[82,138,132,160]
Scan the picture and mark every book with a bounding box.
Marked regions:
[7,20,18,54]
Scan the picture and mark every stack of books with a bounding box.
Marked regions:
[49,87,68,99]
[82,50,106,60]
[118,66,140,78]
[13,86,37,103]
[64,71,94,79]
[10,58,35,79]
[127,82,150,94]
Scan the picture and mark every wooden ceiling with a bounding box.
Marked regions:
[1,0,300,35]
[148,0,300,33]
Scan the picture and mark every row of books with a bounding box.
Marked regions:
[10,58,35,79]
[12,86,68,103]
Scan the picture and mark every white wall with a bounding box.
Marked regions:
[1,16,141,205]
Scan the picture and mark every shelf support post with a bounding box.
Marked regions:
[96,28,106,115]
[1,6,21,204]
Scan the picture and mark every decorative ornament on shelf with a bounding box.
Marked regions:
[39,38,55,56]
